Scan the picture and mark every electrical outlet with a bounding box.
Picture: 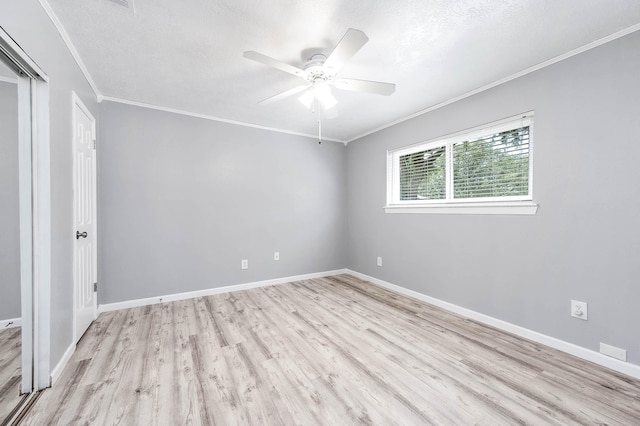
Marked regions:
[376,256,382,267]
[599,343,627,361]
[241,259,248,270]
[274,252,280,261]
[571,300,588,320]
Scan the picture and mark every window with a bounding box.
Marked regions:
[386,113,537,215]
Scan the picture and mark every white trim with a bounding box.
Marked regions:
[50,342,75,385]
[0,318,22,329]
[72,92,95,125]
[384,201,538,215]
[17,76,34,395]
[38,0,102,101]
[390,112,534,157]
[33,77,52,391]
[346,269,640,380]
[345,23,640,144]
[101,96,347,144]
[98,269,349,313]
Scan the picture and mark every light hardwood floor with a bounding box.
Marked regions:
[20,275,640,425]
[0,326,23,423]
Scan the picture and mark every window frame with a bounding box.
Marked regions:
[385,112,538,215]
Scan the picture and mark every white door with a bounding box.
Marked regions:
[73,93,97,342]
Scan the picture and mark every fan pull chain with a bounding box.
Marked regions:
[318,118,322,144]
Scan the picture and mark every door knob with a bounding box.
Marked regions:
[76,231,88,239]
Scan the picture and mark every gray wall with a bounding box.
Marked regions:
[0,81,20,320]
[347,31,640,366]
[3,0,637,375]
[98,102,346,303]
[1,1,99,367]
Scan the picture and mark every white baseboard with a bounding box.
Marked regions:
[346,269,640,380]
[98,269,349,314]
[0,318,21,329]
[50,342,76,386]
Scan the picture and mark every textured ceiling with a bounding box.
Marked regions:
[46,0,640,142]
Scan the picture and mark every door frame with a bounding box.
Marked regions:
[0,25,51,392]
[71,92,97,343]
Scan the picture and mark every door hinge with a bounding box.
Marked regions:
[93,282,98,292]
[93,139,97,150]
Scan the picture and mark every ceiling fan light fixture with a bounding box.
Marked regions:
[314,82,337,110]
[298,89,315,109]
[322,95,338,111]
[298,82,337,111]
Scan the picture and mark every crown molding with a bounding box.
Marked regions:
[38,0,103,101]
[36,0,639,145]
[345,22,640,144]
[101,96,347,144]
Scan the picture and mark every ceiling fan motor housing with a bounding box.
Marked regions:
[304,53,335,84]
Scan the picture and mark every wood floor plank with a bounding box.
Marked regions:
[300,282,569,423]
[285,282,487,425]
[0,326,22,423]
[19,274,640,425]
[172,299,204,424]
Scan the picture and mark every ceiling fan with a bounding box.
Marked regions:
[243,28,396,119]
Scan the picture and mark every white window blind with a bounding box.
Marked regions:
[399,146,446,200]
[453,126,530,200]
[387,113,535,213]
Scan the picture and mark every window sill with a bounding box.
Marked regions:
[384,201,538,215]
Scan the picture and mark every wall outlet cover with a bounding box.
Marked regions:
[570,300,587,320]
[600,343,627,361]
[241,259,248,270]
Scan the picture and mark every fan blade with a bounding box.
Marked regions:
[259,85,309,105]
[334,78,396,96]
[243,51,308,79]
[324,28,369,73]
